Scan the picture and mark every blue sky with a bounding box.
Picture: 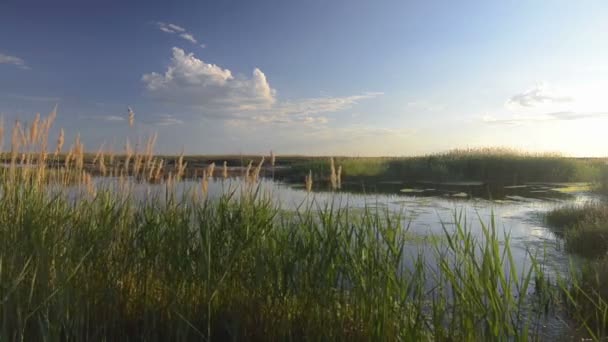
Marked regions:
[1,0,608,156]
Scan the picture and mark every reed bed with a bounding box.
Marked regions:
[0,111,606,340]
[290,150,605,185]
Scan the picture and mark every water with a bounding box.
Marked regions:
[79,176,596,339]
[91,176,594,277]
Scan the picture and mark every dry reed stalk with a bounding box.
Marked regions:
[206,162,215,178]
[36,163,45,186]
[252,157,264,183]
[47,105,57,129]
[167,171,174,189]
[222,161,228,179]
[0,116,4,154]
[244,160,252,182]
[155,159,164,181]
[124,139,133,175]
[29,113,40,145]
[305,170,313,193]
[133,154,143,178]
[336,165,342,189]
[65,145,73,169]
[108,150,115,168]
[176,150,185,181]
[55,128,65,157]
[92,143,105,164]
[145,133,157,160]
[99,152,107,176]
[148,158,157,181]
[74,134,84,170]
[38,116,51,164]
[128,106,135,128]
[11,120,22,166]
[201,169,209,197]
[329,157,337,190]
[84,171,96,196]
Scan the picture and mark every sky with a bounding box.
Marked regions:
[1,0,608,156]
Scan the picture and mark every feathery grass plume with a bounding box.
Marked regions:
[39,116,51,163]
[329,157,337,190]
[176,150,185,181]
[336,165,342,189]
[0,116,4,153]
[124,139,133,174]
[133,153,143,178]
[108,149,115,167]
[244,160,253,183]
[144,132,157,170]
[128,106,135,127]
[55,128,65,157]
[84,171,96,196]
[201,169,209,197]
[74,134,84,170]
[206,162,216,178]
[65,145,73,169]
[148,158,157,181]
[29,113,40,145]
[305,170,313,193]
[222,161,228,180]
[252,157,264,183]
[155,159,164,181]
[10,120,22,166]
[98,151,107,176]
[47,104,57,128]
[92,143,105,164]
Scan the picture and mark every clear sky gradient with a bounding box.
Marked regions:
[1,0,607,156]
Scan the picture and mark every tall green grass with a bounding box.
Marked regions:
[2,112,606,340]
[0,173,567,340]
[290,149,604,185]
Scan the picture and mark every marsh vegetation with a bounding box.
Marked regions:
[1,111,607,340]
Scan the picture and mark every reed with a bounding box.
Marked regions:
[0,111,605,341]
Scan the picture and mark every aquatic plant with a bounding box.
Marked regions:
[0,111,606,340]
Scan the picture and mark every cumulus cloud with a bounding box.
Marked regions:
[142,47,275,113]
[142,48,382,125]
[506,83,572,108]
[0,53,29,69]
[156,22,204,47]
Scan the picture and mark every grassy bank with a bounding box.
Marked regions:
[546,204,608,258]
[545,202,608,337]
[289,149,606,185]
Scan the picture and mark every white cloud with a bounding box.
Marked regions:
[179,33,197,44]
[0,53,29,69]
[103,115,126,121]
[156,22,204,47]
[506,83,572,108]
[482,111,608,126]
[157,22,186,33]
[142,47,275,113]
[150,115,184,126]
[142,48,382,125]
